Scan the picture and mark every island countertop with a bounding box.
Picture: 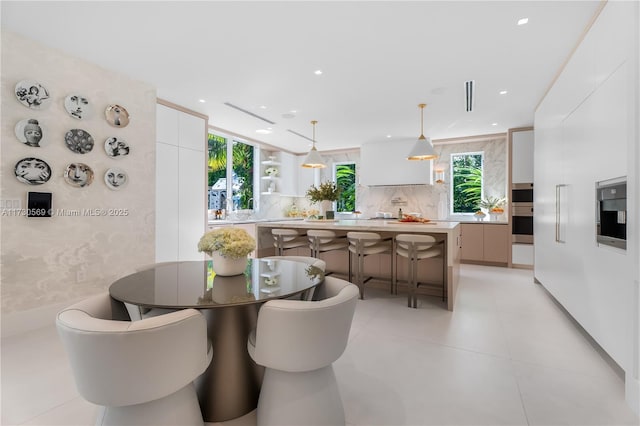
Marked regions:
[256,219,461,310]
[258,219,460,233]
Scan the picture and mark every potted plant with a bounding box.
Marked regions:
[306,181,341,219]
[197,227,256,276]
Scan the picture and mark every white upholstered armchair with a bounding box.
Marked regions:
[247,276,359,426]
[56,292,212,426]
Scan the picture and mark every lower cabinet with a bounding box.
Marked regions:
[460,223,509,265]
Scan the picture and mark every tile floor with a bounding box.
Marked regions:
[2,264,639,426]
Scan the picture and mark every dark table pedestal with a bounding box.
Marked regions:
[196,305,264,422]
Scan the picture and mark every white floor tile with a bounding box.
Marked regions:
[2,264,637,426]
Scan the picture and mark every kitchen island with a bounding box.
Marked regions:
[256,220,461,310]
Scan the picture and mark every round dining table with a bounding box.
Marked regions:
[109,258,324,423]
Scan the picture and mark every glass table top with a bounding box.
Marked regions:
[109,258,324,309]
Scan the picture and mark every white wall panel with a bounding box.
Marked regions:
[155,143,180,262]
[178,147,206,260]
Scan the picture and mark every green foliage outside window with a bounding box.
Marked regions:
[451,153,483,213]
[232,141,254,209]
[208,133,254,210]
[208,134,227,187]
[335,163,356,212]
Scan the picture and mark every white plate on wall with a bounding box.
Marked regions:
[104,137,130,158]
[64,94,91,119]
[64,129,94,154]
[14,157,52,185]
[15,80,50,109]
[15,118,48,147]
[104,167,128,190]
[64,163,94,188]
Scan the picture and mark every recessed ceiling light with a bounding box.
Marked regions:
[314,70,323,75]
[259,105,267,109]
[386,135,392,138]
[499,90,508,95]
[256,129,272,134]
[517,17,529,26]
[198,99,206,103]
[492,123,498,126]
[290,109,297,113]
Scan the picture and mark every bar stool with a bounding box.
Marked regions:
[272,228,308,256]
[346,232,393,299]
[394,234,443,308]
[307,230,348,275]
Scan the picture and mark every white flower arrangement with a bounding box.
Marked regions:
[197,227,256,259]
[265,167,278,176]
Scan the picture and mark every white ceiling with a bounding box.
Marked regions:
[1,1,602,154]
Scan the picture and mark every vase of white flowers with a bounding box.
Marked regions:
[197,227,256,276]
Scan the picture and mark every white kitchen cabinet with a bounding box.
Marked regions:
[156,103,206,262]
[511,129,534,184]
[360,139,432,186]
[534,1,636,382]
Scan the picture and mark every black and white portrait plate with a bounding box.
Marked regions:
[15,80,50,109]
[15,157,52,185]
[105,104,130,128]
[64,94,91,120]
[64,163,94,188]
[15,118,47,147]
[104,167,128,190]
[104,137,130,158]
[64,129,94,154]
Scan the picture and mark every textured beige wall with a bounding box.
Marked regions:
[1,32,156,315]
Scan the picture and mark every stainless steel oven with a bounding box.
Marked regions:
[596,178,626,250]
[512,183,534,244]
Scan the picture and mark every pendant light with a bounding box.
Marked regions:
[301,120,326,168]
[407,103,437,161]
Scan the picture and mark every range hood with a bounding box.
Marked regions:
[360,139,433,186]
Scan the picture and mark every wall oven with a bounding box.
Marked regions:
[512,183,533,244]
[596,178,626,250]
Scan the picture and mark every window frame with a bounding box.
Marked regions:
[449,151,484,215]
[207,130,256,212]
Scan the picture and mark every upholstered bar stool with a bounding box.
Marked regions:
[394,234,443,308]
[346,231,393,299]
[272,228,308,256]
[307,230,348,275]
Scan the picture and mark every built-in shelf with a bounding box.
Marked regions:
[261,176,280,180]
[261,192,280,195]
[261,160,281,166]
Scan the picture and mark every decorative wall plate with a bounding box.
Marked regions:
[64,94,91,120]
[14,157,52,185]
[64,163,94,187]
[15,118,47,147]
[104,167,128,190]
[64,129,94,154]
[15,80,50,109]
[105,104,130,127]
[104,137,130,158]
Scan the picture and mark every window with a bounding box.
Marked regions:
[451,152,483,214]
[334,162,356,212]
[207,132,255,211]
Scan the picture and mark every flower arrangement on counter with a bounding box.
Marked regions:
[306,181,341,203]
[478,196,506,213]
[197,227,256,259]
